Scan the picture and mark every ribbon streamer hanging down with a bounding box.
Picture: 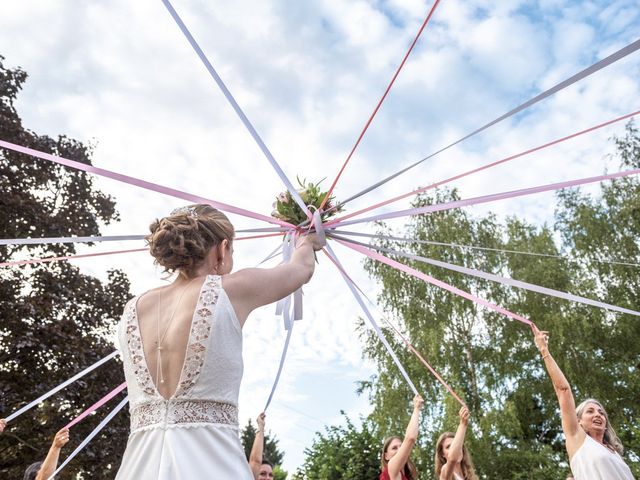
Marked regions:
[47,396,129,480]
[265,235,301,410]
[160,0,311,220]
[5,351,119,423]
[335,230,640,268]
[64,382,127,429]
[334,39,640,208]
[324,244,419,395]
[275,232,303,327]
[263,322,294,412]
[327,109,640,225]
[1,248,147,268]
[265,217,327,409]
[0,139,293,228]
[262,234,294,411]
[334,168,640,228]
[332,234,640,317]
[336,239,534,326]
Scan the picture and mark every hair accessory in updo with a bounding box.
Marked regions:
[146,204,234,278]
[170,206,199,218]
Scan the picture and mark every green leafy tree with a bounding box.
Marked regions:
[357,123,640,478]
[273,464,289,480]
[293,414,380,480]
[0,55,132,478]
[240,417,285,468]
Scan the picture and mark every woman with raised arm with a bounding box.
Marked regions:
[22,427,70,480]
[115,204,323,480]
[434,406,478,480]
[533,326,634,480]
[380,394,424,480]
[249,412,274,479]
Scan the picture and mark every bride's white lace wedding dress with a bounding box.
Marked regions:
[115,275,254,479]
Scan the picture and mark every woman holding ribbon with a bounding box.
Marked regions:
[379,394,424,480]
[249,412,275,479]
[115,204,323,479]
[533,326,634,479]
[434,406,478,480]
[22,427,69,480]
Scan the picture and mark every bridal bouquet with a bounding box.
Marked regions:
[271,177,343,225]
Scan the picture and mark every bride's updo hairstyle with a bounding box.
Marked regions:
[146,204,234,278]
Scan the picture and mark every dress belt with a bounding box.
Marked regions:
[130,398,238,433]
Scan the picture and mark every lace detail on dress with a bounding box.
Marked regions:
[173,275,220,398]
[130,399,238,432]
[125,298,156,396]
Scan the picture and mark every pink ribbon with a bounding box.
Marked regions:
[235,232,284,242]
[0,232,280,267]
[320,0,443,210]
[0,139,293,228]
[323,245,419,395]
[333,168,640,227]
[325,247,465,405]
[387,323,466,407]
[327,110,640,226]
[0,248,147,267]
[65,382,127,429]
[337,239,534,326]
[331,234,640,317]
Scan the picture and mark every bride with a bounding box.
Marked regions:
[115,204,322,479]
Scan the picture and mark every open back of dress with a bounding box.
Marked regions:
[115,275,254,479]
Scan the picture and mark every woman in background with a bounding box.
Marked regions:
[533,325,634,479]
[434,406,478,480]
[379,394,424,480]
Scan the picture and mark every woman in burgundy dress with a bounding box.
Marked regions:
[379,394,424,480]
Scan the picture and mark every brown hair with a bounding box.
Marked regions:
[380,436,418,480]
[434,432,478,480]
[576,398,624,455]
[146,204,234,278]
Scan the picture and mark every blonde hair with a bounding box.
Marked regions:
[380,436,418,480]
[576,398,624,455]
[434,432,478,480]
[146,204,234,278]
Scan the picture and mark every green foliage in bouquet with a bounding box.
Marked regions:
[271,177,343,225]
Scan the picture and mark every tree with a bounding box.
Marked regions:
[357,122,640,478]
[0,54,132,478]
[240,417,285,469]
[292,414,380,480]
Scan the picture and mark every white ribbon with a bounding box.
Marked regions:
[333,234,640,317]
[258,243,284,266]
[275,232,304,328]
[0,235,144,246]
[325,244,418,395]
[47,396,129,480]
[312,210,327,246]
[6,351,119,423]
[161,0,311,220]
[263,320,295,412]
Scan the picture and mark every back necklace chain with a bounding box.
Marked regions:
[155,276,199,385]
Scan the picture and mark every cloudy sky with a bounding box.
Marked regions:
[2,0,639,472]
